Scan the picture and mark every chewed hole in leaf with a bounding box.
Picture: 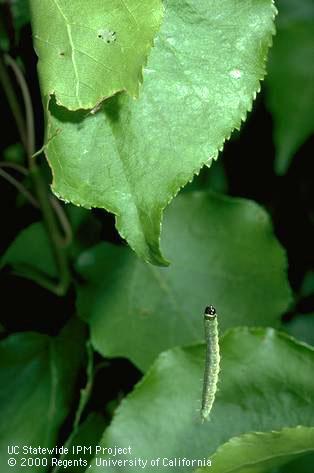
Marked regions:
[230,69,242,79]
[97,29,117,44]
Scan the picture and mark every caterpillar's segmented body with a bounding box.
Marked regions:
[201,305,220,422]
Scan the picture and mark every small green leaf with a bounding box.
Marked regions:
[3,143,24,164]
[0,208,98,286]
[0,319,85,473]
[88,328,314,473]
[72,342,94,431]
[300,271,314,298]
[0,0,30,47]
[11,0,31,30]
[0,13,9,52]
[266,0,314,174]
[196,427,314,473]
[29,0,164,109]
[276,451,314,473]
[1,222,57,280]
[45,0,276,264]
[51,342,105,473]
[55,413,106,473]
[76,191,292,370]
[285,313,314,346]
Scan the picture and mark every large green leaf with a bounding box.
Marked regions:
[45,0,276,264]
[88,328,314,473]
[76,191,292,370]
[266,0,314,174]
[197,427,314,473]
[29,0,163,109]
[0,319,85,473]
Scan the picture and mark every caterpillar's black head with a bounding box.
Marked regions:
[204,305,216,320]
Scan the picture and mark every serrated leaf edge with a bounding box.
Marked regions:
[47,1,277,266]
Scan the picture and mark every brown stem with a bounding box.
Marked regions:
[1,54,71,295]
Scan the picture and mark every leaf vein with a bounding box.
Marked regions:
[52,0,82,107]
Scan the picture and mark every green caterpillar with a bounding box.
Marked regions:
[201,305,220,422]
